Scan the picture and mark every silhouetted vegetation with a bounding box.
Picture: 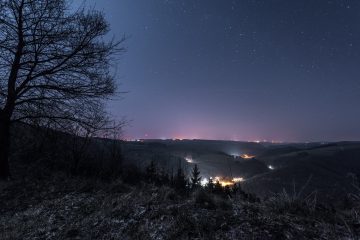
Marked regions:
[190,164,201,189]
[0,0,125,179]
[174,164,188,192]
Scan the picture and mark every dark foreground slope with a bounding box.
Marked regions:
[0,172,357,240]
[2,150,360,240]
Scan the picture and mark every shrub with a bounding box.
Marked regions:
[266,188,317,215]
[121,165,143,185]
[213,196,233,210]
[194,189,216,209]
[159,186,179,201]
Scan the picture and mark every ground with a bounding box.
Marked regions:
[0,172,355,240]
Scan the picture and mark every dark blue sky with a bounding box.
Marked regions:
[87,0,360,142]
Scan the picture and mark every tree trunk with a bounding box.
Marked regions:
[0,113,11,180]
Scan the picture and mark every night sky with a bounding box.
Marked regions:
[88,0,360,142]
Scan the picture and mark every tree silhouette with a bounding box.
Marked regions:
[159,168,170,185]
[0,0,124,179]
[214,180,223,195]
[190,164,201,189]
[145,160,157,183]
[206,177,215,192]
[175,166,187,191]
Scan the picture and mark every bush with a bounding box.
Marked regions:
[265,188,317,215]
[159,186,179,201]
[109,179,132,193]
[194,189,216,209]
[121,165,143,185]
[265,176,317,215]
[213,196,233,210]
[193,189,232,210]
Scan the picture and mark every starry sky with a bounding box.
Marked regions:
[87,0,360,142]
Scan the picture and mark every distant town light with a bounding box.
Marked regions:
[201,178,209,186]
[185,156,193,163]
[233,177,244,183]
[213,176,244,186]
[241,154,255,159]
[219,180,234,187]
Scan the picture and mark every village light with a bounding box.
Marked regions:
[185,156,193,163]
[201,178,209,186]
[241,154,255,159]
[233,177,244,183]
[213,176,244,186]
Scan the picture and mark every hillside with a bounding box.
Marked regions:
[122,140,270,179]
[243,142,360,203]
[0,170,356,240]
[3,126,360,239]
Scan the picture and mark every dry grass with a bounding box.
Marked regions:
[0,173,356,240]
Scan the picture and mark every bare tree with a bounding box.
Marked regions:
[0,0,125,179]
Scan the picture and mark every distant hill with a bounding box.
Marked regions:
[122,140,270,179]
[10,124,360,204]
[243,142,360,203]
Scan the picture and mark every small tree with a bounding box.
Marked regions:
[190,164,201,189]
[206,177,215,192]
[159,168,170,185]
[170,167,174,185]
[214,180,223,195]
[175,166,187,191]
[145,160,157,183]
[224,185,232,198]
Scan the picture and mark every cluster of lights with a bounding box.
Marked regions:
[124,139,144,142]
[200,178,209,186]
[251,140,284,144]
[241,154,255,159]
[231,153,255,159]
[200,177,244,187]
[172,138,184,141]
[184,156,193,163]
[215,176,244,187]
[233,177,244,182]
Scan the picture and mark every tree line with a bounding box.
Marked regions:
[143,160,259,202]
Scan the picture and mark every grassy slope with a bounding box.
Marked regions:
[0,170,356,240]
